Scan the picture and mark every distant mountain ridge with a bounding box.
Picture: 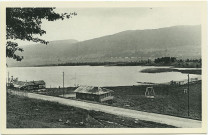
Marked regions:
[7,25,201,67]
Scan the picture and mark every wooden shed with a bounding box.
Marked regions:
[74,86,114,103]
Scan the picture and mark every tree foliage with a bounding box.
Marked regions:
[6,8,76,61]
[154,57,176,64]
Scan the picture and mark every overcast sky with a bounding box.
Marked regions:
[17,7,201,46]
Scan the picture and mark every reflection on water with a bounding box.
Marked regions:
[7,66,201,87]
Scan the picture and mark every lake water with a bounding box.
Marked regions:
[7,66,201,87]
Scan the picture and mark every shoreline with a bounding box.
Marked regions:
[7,59,202,68]
[7,64,202,69]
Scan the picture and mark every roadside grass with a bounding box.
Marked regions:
[7,94,174,128]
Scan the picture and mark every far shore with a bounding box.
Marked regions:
[8,63,202,68]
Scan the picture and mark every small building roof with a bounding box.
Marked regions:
[12,80,45,87]
[12,81,27,88]
[26,81,35,86]
[74,86,113,95]
[33,80,45,85]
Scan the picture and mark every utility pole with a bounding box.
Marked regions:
[6,72,8,87]
[187,74,190,117]
[7,72,9,87]
[63,72,64,97]
[75,73,77,87]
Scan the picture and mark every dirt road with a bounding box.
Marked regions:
[10,90,201,128]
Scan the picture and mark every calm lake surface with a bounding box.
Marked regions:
[7,66,201,87]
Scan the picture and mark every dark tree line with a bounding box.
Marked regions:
[154,57,177,64]
[153,57,201,68]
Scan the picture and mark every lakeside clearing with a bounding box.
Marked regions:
[7,94,174,128]
[108,81,201,120]
[33,80,201,120]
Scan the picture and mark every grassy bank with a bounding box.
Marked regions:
[140,68,201,75]
[7,94,174,128]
